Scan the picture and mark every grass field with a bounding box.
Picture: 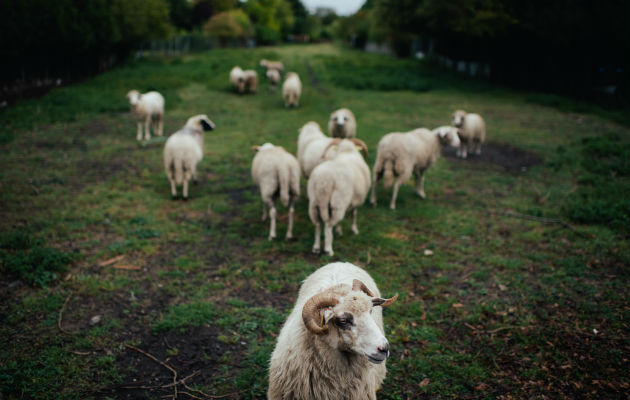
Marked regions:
[1,43,628,399]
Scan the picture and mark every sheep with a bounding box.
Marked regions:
[308,138,370,256]
[163,114,215,200]
[242,69,258,93]
[370,126,461,210]
[266,68,281,92]
[260,59,284,73]
[229,66,246,93]
[451,110,486,158]
[268,261,398,400]
[251,143,300,241]
[125,90,164,141]
[328,108,357,138]
[297,121,339,179]
[282,72,302,108]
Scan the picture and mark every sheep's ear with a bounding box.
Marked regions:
[201,119,214,131]
[251,145,260,152]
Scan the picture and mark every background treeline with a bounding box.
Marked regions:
[0,0,339,88]
[334,0,629,105]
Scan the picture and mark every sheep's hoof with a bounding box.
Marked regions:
[312,246,321,254]
[324,249,334,256]
[370,198,377,207]
[182,197,188,202]
[389,204,396,210]
[417,191,426,199]
[171,195,178,201]
[351,226,359,235]
[268,235,275,241]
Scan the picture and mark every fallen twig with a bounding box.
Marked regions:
[113,265,141,271]
[125,344,178,399]
[58,292,73,334]
[98,255,125,267]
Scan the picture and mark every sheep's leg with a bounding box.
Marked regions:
[414,170,426,199]
[461,141,468,159]
[144,115,151,141]
[475,140,482,155]
[312,222,321,253]
[268,206,277,241]
[390,180,401,210]
[136,121,143,141]
[351,208,359,235]
[324,223,334,256]
[336,224,343,236]
[182,179,189,200]
[169,178,177,199]
[456,145,462,158]
[285,201,294,240]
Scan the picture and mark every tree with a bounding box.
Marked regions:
[204,10,253,46]
[244,0,295,44]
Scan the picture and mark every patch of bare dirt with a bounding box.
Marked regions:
[442,142,543,172]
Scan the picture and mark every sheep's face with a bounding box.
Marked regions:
[436,126,461,148]
[186,114,215,132]
[452,110,467,127]
[331,110,349,127]
[126,90,140,106]
[322,291,390,364]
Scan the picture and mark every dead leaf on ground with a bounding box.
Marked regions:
[452,303,464,308]
[113,265,140,271]
[419,378,430,387]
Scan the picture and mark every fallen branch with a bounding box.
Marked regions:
[98,255,125,267]
[58,292,73,334]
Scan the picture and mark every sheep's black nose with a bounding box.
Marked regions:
[377,343,389,356]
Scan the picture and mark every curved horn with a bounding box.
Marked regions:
[352,279,375,297]
[372,293,399,308]
[321,138,342,159]
[349,138,368,157]
[302,292,339,335]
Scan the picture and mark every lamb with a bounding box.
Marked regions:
[451,110,486,158]
[260,59,284,73]
[370,126,461,210]
[163,114,215,200]
[251,143,300,240]
[242,69,258,93]
[328,108,357,138]
[125,90,164,141]
[266,68,281,92]
[229,66,245,93]
[268,261,398,400]
[282,72,302,108]
[308,138,370,256]
[297,121,338,179]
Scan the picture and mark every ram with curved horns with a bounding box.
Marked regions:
[268,262,398,400]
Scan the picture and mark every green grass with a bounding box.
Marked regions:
[0,43,628,399]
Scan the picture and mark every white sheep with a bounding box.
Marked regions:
[297,121,338,179]
[229,66,245,93]
[251,143,300,240]
[282,72,302,108]
[266,68,281,92]
[125,90,164,141]
[308,138,370,256]
[328,108,357,138]
[260,59,284,73]
[268,261,398,400]
[242,69,258,93]
[370,126,460,210]
[451,110,486,158]
[163,114,215,200]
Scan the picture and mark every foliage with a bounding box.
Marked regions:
[203,9,253,46]
[0,0,173,81]
[0,230,74,287]
[243,0,295,44]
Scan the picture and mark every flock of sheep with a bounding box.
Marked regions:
[125,58,486,399]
